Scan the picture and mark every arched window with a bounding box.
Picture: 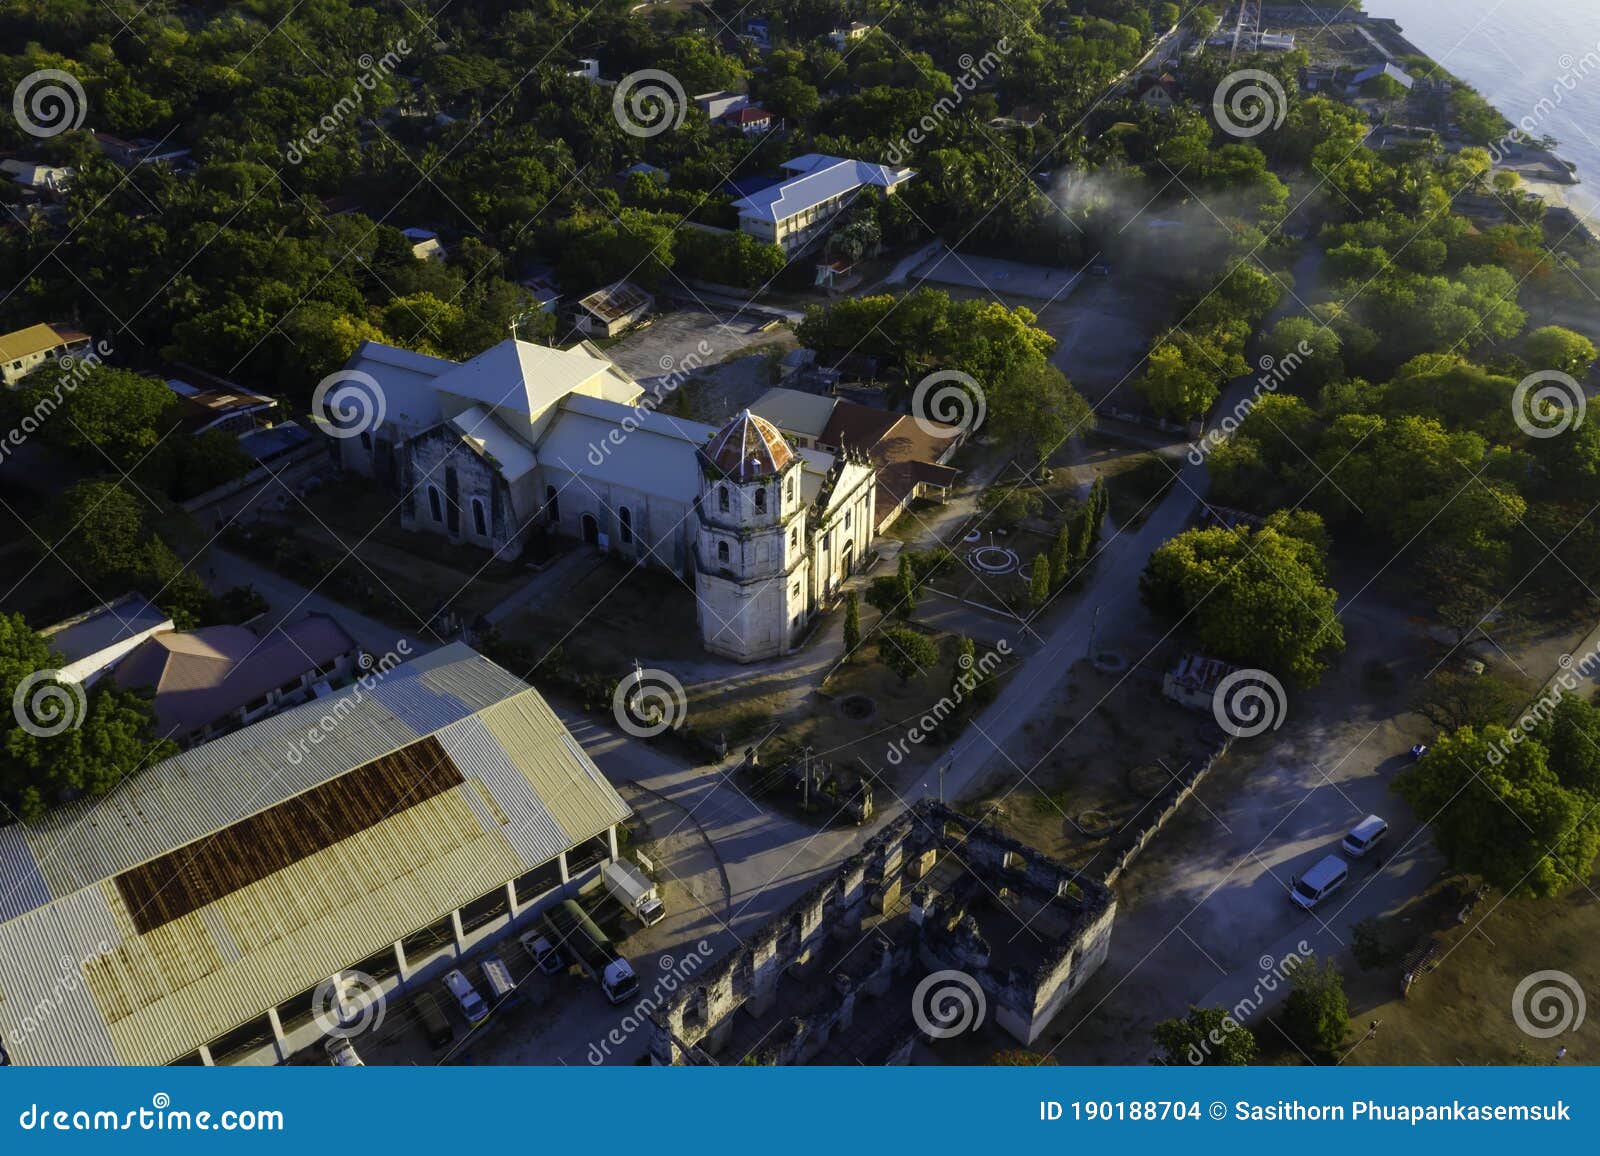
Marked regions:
[786,475,795,502]
[717,541,730,564]
[427,486,443,523]
[718,486,730,512]
[844,508,852,530]
[754,487,766,514]
[472,497,487,537]
[618,505,633,544]
[546,485,560,522]
[444,467,460,533]
[790,528,798,550]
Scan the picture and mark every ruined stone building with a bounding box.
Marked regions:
[649,801,1115,1064]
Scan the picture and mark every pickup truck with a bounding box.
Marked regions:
[543,899,639,1004]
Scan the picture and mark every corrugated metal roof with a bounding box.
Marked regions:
[0,643,630,1066]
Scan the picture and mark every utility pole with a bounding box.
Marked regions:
[937,760,947,803]
[802,746,813,809]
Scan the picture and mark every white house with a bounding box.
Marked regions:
[332,340,876,661]
[730,154,915,256]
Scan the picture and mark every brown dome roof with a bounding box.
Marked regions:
[704,409,793,480]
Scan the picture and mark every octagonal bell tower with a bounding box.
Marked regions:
[694,410,810,661]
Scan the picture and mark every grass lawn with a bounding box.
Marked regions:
[1324,870,1600,1066]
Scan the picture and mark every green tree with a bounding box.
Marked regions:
[0,614,176,819]
[1411,669,1524,731]
[877,626,938,683]
[1525,326,1598,376]
[1028,553,1051,610]
[896,552,917,620]
[1281,956,1349,1053]
[1141,524,1345,684]
[1152,1006,1257,1066]
[1393,726,1600,897]
[842,592,861,655]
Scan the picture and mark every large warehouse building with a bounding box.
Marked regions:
[0,643,631,1066]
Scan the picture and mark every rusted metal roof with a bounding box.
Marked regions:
[0,643,630,1066]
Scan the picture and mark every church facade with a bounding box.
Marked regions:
[333,338,876,661]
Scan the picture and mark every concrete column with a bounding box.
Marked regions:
[608,825,619,862]
[393,940,408,982]
[558,851,571,884]
[505,880,519,919]
[450,909,466,953]
[198,1045,215,1067]
[267,1008,289,1062]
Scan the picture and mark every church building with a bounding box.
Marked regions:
[332,338,876,661]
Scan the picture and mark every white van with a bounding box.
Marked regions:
[1290,854,1348,911]
[1341,815,1389,858]
[442,968,488,1024]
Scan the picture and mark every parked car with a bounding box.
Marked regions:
[520,930,564,975]
[1289,854,1349,911]
[324,1036,363,1066]
[1342,815,1389,858]
[414,991,453,1048]
[443,968,489,1025]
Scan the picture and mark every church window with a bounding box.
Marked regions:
[619,506,633,544]
[472,498,487,537]
[717,541,730,564]
[718,486,730,512]
[546,485,560,522]
[754,487,766,514]
[427,486,443,523]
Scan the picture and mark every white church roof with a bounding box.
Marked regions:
[450,405,539,483]
[343,341,457,438]
[537,395,717,503]
[429,339,642,419]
